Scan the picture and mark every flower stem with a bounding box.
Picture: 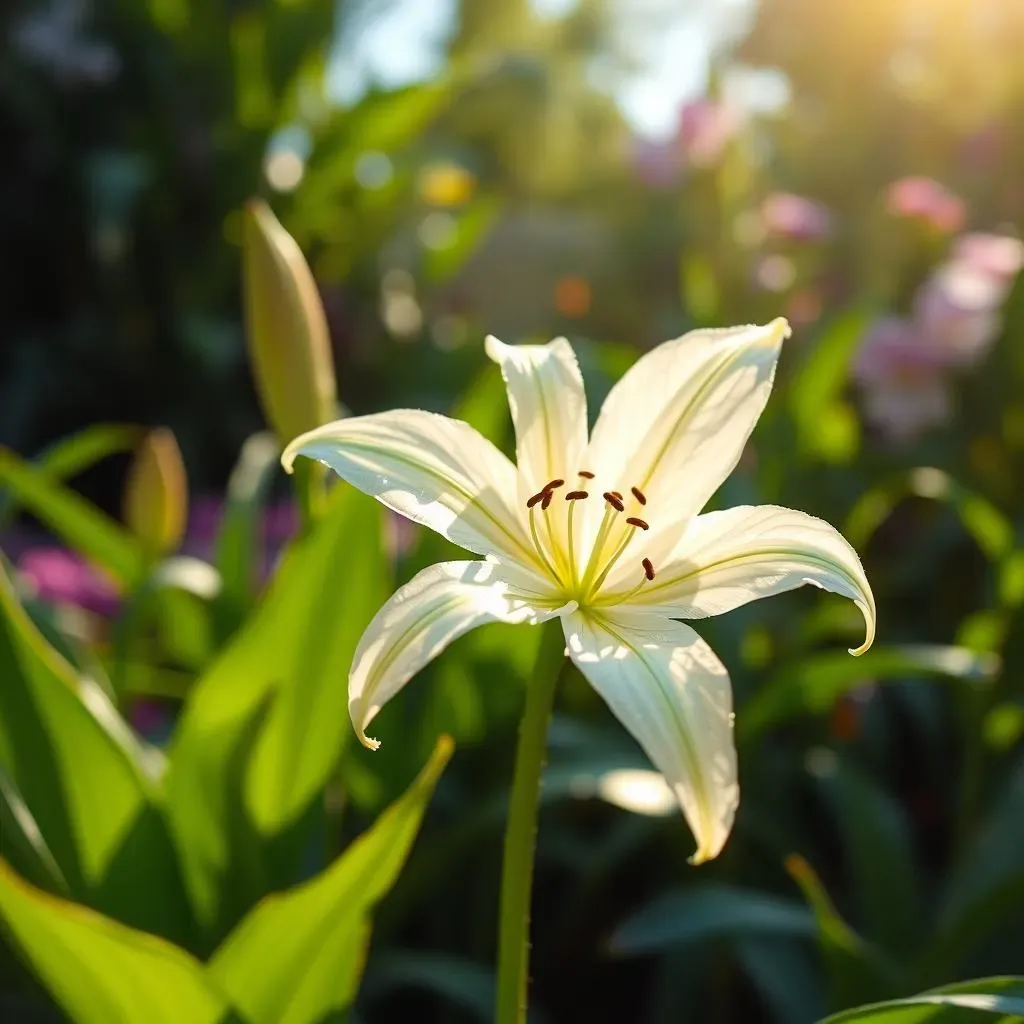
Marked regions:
[495,619,567,1024]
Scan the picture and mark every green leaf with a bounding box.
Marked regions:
[816,977,1024,1023]
[0,562,189,942]
[212,432,281,640]
[609,884,815,956]
[207,737,452,1024]
[819,761,920,956]
[789,309,871,456]
[786,854,903,1008]
[740,645,999,740]
[165,485,388,934]
[0,768,67,895]
[735,937,827,1024]
[0,446,144,587]
[245,488,387,834]
[927,759,1024,976]
[0,860,228,1024]
[0,424,139,526]
[364,953,497,1020]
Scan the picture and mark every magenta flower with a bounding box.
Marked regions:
[17,547,120,617]
[761,192,832,242]
[886,177,966,233]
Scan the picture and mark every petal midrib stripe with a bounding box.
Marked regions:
[338,439,541,569]
[362,593,469,710]
[590,614,714,850]
[637,341,763,494]
[634,547,863,600]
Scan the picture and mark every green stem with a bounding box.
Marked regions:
[495,620,567,1024]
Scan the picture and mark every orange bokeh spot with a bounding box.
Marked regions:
[554,275,591,318]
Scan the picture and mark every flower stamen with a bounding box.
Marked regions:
[631,486,647,506]
[643,557,656,580]
[602,491,625,512]
[528,503,561,583]
[565,490,589,501]
[578,470,595,479]
[625,517,649,530]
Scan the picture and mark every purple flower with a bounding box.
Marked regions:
[914,261,1007,367]
[886,176,965,233]
[761,192,832,242]
[853,317,952,444]
[17,547,120,617]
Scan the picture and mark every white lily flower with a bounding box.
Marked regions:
[282,318,874,863]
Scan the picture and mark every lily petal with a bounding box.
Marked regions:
[611,505,875,655]
[283,410,536,567]
[563,609,738,863]
[350,560,563,749]
[585,320,789,525]
[484,334,588,499]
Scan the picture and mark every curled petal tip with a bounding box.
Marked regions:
[359,732,381,751]
[768,316,792,341]
[848,599,876,657]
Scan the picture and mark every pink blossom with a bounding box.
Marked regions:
[853,317,952,444]
[951,232,1024,283]
[914,261,1006,367]
[886,176,966,233]
[17,546,120,616]
[676,98,739,169]
[761,192,832,241]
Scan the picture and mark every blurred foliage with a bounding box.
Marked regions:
[1,0,1024,1021]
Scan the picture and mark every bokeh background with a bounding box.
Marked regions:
[1,0,1023,1021]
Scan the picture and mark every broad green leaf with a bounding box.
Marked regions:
[0,860,227,1024]
[245,488,386,833]
[207,737,452,1024]
[816,976,1024,1023]
[609,884,815,956]
[740,645,999,740]
[820,761,920,956]
[0,562,189,942]
[789,309,870,458]
[364,953,497,1020]
[165,485,388,933]
[736,938,827,1024]
[927,759,1024,975]
[0,446,144,587]
[0,424,139,525]
[0,768,67,895]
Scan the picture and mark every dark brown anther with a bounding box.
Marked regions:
[544,478,565,491]
[565,490,589,501]
[526,491,546,508]
[630,486,647,506]
[602,492,625,512]
[610,490,623,500]
[541,491,553,510]
[626,517,650,531]
[642,558,656,581]
[578,470,595,479]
